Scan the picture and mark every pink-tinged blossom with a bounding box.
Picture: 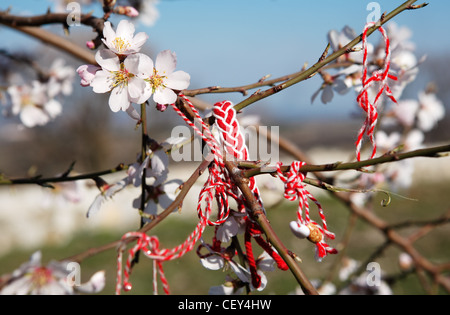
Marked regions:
[137,50,191,105]
[115,6,140,17]
[102,20,148,56]
[0,251,105,295]
[76,64,100,87]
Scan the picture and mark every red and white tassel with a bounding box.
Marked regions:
[277,161,337,261]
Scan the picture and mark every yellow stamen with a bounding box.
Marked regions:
[112,37,131,53]
[148,68,167,93]
[111,64,134,89]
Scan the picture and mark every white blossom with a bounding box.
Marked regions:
[102,20,148,56]
[133,179,183,220]
[416,92,445,132]
[6,81,62,128]
[138,50,191,105]
[137,0,160,27]
[47,58,75,98]
[328,25,366,63]
[90,50,150,112]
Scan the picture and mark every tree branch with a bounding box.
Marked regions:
[242,144,450,178]
[224,160,319,295]
[232,0,421,112]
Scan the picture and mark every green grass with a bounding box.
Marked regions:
[1,182,449,295]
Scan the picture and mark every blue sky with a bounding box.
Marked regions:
[2,0,449,122]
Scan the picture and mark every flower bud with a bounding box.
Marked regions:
[76,64,100,87]
[86,40,96,50]
[156,103,169,112]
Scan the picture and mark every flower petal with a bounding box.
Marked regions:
[102,21,115,47]
[144,200,158,217]
[200,255,224,271]
[44,99,62,119]
[76,271,106,294]
[95,49,120,72]
[86,194,105,218]
[20,106,49,127]
[130,32,149,53]
[115,19,135,41]
[91,70,112,93]
[109,86,130,112]
[321,85,334,104]
[127,76,146,103]
[153,87,177,105]
[78,65,100,87]
[155,50,177,76]
[165,70,190,91]
[126,104,141,121]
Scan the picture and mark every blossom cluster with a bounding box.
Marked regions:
[0,251,105,295]
[2,59,74,128]
[77,19,190,118]
[312,23,423,105]
[318,23,446,206]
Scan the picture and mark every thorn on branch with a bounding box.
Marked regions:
[62,161,76,178]
[250,89,262,97]
[258,74,272,83]
[38,182,55,189]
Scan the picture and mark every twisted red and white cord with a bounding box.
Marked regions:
[174,96,281,289]
[116,95,278,293]
[276,161,337,261]
[116,232,170,295]
[355,23,398,161]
